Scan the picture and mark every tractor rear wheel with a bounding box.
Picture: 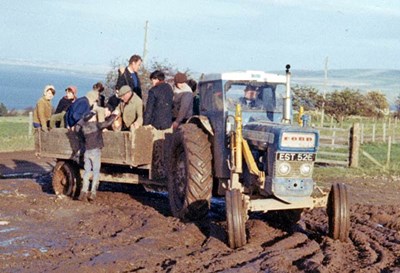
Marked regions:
[52,160,80,198]
[327,182,350,242]
[226,189,247,249]
[168,124,213,220]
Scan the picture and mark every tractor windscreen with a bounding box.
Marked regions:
[225,81,286,113]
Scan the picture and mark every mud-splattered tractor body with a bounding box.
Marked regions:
[168,66,350,248]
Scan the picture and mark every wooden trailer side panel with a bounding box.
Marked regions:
[35,129,134,165]
[35,128,80,160]
[34,127,170,168]
[102,131,133,165]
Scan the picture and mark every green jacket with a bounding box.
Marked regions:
[33,96,52,128]
[118,92,143,129]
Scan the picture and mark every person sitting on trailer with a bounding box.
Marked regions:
[50,85,77,128]
[114,85,143,131]
[65,90,99,129]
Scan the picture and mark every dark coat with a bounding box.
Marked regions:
[115,67,142,99]
[106,95,121,112]
[98,93,106,108]
[75,115,117,150]
[193,94,200,115]
[65,97,91,128]
[55,96,73,114]
[143,82,173,130]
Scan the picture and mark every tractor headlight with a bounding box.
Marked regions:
[277,162,291,176]
[300,163,312,176]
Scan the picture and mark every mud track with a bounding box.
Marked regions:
[0,152,399,272]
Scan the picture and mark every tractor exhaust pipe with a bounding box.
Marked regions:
[282,64,291,124]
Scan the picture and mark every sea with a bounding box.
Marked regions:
[0,64,106,110]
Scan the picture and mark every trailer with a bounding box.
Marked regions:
[35,126,172,197]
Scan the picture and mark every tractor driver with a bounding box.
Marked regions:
[239,85,263,109]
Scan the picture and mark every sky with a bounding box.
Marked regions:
[0,0,399,74]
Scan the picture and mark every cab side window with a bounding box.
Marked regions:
[200,81,223,112]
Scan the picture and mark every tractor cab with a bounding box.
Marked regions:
[199,70,291,124]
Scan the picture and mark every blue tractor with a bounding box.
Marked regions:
[167,65,350,248]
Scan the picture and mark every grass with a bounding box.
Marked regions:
[0,116,34,152]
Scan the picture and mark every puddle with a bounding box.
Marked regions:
[0,190,12,195]
[39,247,48,253]
[0,173,37,179]
[0,227,18,233]
[0,236,26,247]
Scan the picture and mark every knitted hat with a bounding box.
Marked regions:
[86,90,99,106]
[43,85,56,96]
[65,86,78,97]
[174,72,187,84]
[117,85,132,98]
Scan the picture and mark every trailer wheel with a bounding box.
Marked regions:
[168,124,212,220]
[226,189,247,249]
[327,183,350,242]
[52,161,80,198]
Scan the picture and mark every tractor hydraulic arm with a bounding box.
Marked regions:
[229,104,265,190]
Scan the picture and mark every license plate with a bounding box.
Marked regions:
[276,153,315,161]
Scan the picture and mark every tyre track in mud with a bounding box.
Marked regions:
[181,204,399,272]
[1,174,400,272]
[83,186,400,273]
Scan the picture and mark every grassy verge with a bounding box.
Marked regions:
[0,116,34,152]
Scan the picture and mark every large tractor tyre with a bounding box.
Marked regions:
[226,189,247,249]
[52,160,80,198]
[168,124,213,221]
[327,182,350,242]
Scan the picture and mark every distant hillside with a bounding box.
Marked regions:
[290,69,400,105]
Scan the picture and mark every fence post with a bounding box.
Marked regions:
[383,123,386,142]
[372,123,376,142]
[393,126,396,144]
[350,123,360,168]
[29,111,33,136]
[360,123,364,144]
[386,136,392,168]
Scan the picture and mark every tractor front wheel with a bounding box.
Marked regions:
[327,182,350,242]
[226,189,247,249]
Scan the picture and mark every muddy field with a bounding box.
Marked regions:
[0,151,399,272]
